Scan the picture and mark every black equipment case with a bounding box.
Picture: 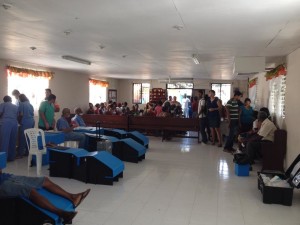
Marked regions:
[257,154,300,206]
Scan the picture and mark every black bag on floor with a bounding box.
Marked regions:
[233,153,250,165]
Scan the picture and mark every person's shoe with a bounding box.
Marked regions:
[73,189,91,208]
[202,141,208,145]
[218,143,222,148]
[223,148,232,153]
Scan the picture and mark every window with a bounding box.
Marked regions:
[7,73,49,110]
[132,83,150,104]
[269,76,286,118]
[211,83,232,105]
[89,82,107,104]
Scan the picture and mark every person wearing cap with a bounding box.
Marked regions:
[0,96,18,161]
[223,91,243,153]
[246,111,277,165]
[56,108,86,148]
[71,107,86,127]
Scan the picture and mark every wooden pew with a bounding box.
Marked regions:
[81,114,128,130]
[129,116,200,142]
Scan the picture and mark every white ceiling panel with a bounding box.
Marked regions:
[0,0,300,79]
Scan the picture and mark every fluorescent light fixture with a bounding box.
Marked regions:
[192,54,200,64]
[62,55,91,65]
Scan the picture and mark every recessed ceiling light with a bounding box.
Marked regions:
[64,30,72,36]
[122,55,127,58]
[2,3,12,10]
[99,44,105,49]
[30,46,37,50]
[172,25,184,30]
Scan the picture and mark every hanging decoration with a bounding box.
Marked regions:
[6,65,54,79]
[265,64,287,81]
[89,79,109,87]
[248,78,257,88]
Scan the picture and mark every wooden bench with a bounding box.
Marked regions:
[129,116,200,142]
[81,114,128,130]
[261,129,287,172]
[81,115,200,142]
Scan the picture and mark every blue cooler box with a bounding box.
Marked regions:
[235,163,250,176]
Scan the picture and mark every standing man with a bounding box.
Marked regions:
[182,94,190,118]
[0,96,18,161]
[38,94,56,131]
[198,91,208,144]
[12,89,20,106]
[223,91,242,153]
[45,88,52,100]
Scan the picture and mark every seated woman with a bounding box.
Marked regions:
[71,107,86,127]
[56,108,86,148]
[0,169,90,223]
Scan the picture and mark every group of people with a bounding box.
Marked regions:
[0,88,86,161]
[196,89,277,169]
[0,89,91,223]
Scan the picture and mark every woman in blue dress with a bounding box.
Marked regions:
[17,94,35,158]
[207,90,222,147]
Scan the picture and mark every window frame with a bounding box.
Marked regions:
[211,83,232,104]
[132,83,150,104]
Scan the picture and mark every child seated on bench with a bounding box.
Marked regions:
[0,169,90,224]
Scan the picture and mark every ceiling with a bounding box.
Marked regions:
[0,0,300,80]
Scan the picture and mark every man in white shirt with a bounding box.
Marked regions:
[246,111,277,165]
[198,91,208,143]
[182,94,190,118]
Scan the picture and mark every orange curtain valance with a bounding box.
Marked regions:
[248,78,257,88]
[89,79,109,87]
[265,64,287,81]
[7,65,54,79]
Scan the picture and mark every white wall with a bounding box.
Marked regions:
[249,49,300,166]
[285,48,300,166]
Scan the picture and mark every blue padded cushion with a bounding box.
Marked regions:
[92,151,124,177]
[129,131,149,145]
[49,148,90,166]
[121,138,147,157]
[0,152,7,169]
[21,188,74,225]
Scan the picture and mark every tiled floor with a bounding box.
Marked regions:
[5,137,300,225]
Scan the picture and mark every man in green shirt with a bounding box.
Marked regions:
[38,94,56,130]
[224,91,242,153]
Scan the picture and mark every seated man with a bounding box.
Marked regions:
[57,108,86,148]
[71,107,86,127]
[246,111,277,165]
[0,169,90,223]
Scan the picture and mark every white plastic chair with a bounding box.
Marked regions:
[24,128,47,176]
